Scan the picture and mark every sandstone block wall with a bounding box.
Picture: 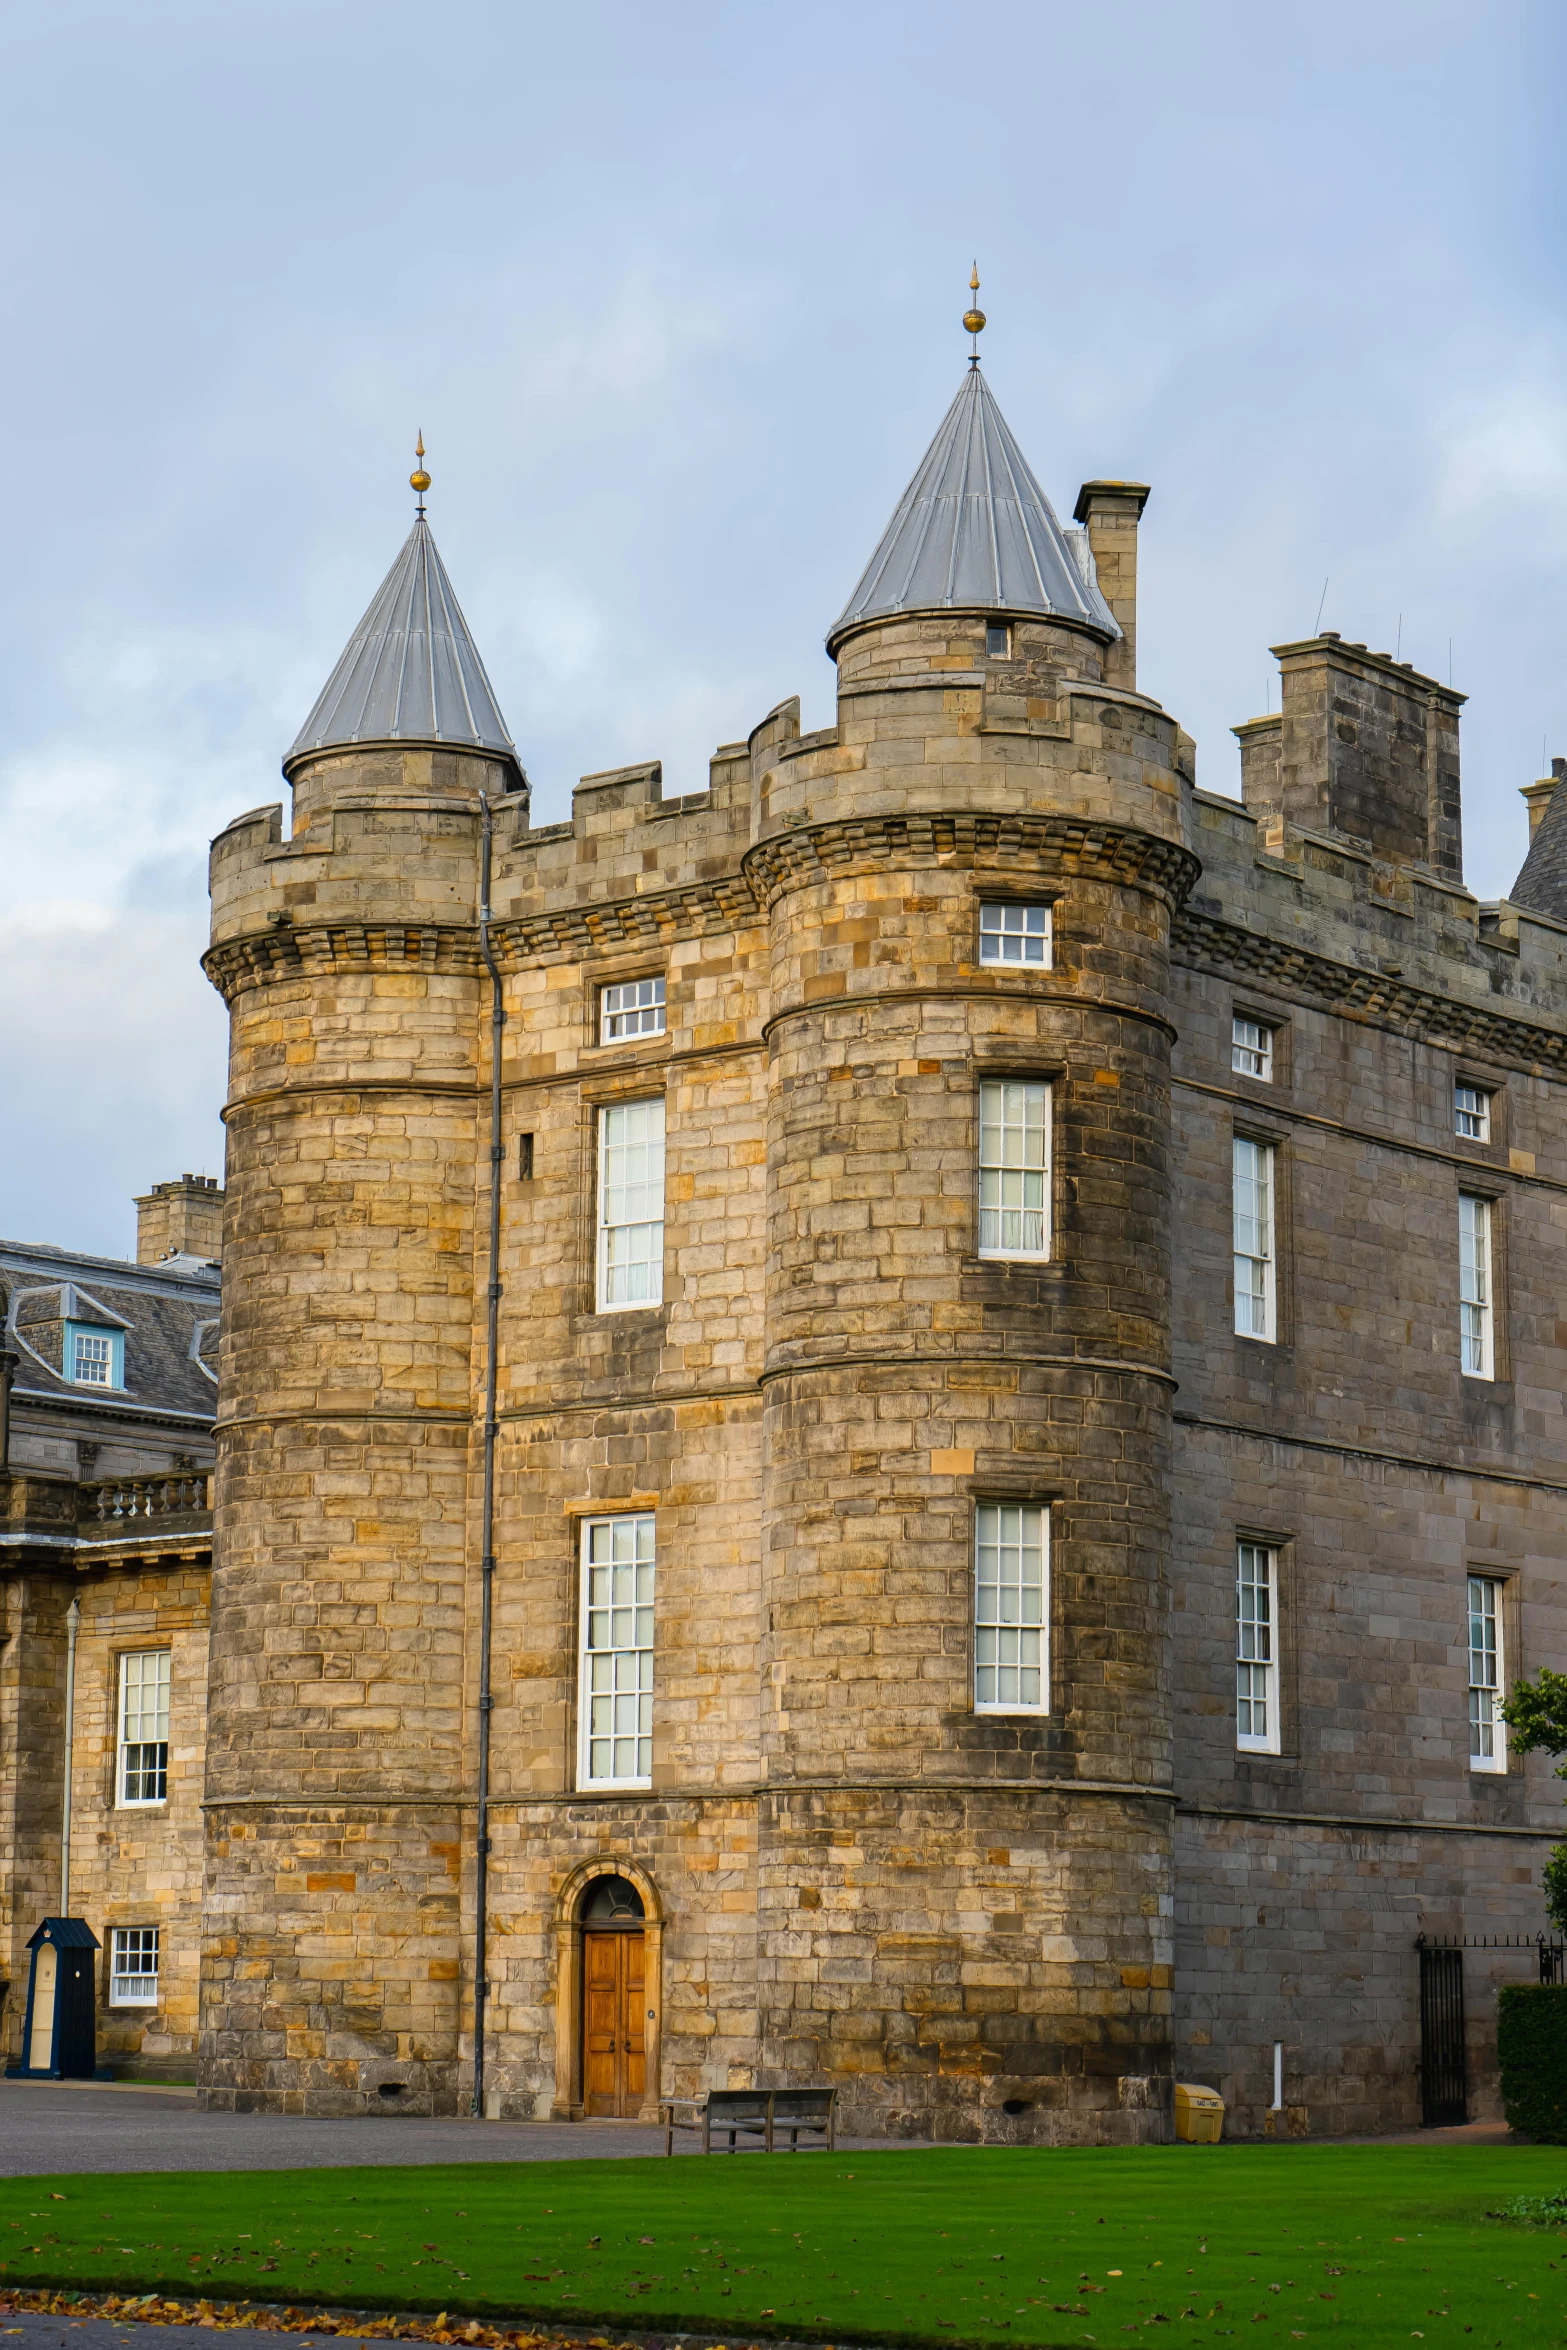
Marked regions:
[0,1559,209,2079]
[1168,769,1567,2134]
[192,584,1567,2139]
[199,747,507,2110]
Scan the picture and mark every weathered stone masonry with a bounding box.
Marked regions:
[187,370,1567,2136]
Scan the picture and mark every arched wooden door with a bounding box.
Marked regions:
[580,1876,646,2119]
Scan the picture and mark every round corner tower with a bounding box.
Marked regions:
[199,509,523,2113]
[199,364,1197,2143]
[749,365,1195,2140]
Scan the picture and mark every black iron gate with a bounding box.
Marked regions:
[1417,1943,1467,2127]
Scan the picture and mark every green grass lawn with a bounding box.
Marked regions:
[1,2146,1565,2348]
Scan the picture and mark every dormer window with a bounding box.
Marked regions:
[985,623,1012,658]
[67,1323,123,1389]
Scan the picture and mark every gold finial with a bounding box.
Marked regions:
[410,430,431,509]
[963,261,986,365]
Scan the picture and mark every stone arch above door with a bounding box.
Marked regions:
[551,1856,664,2121]
[555,1855,665,1928]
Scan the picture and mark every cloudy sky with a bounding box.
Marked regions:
[3,0,1562,1256]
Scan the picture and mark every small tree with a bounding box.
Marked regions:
[1500,1669,1567,1936]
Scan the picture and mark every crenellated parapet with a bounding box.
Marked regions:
[199,370,1199,2136]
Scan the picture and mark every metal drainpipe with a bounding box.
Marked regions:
[472,794,503,2118]
[0,1349,18,1470]
[60,1596,80,1915]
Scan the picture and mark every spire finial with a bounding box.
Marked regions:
[410,430,431,513]
[963,262,986,369]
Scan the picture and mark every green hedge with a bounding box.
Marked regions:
[1498,1985,1567,2142]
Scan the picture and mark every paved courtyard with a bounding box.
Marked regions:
[0,2083,672,2176]
[0,2082,909,2176]
[0,2081,1511,2176]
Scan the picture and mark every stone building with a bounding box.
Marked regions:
[8,341,1567,2138]
[0,1181,219,2076]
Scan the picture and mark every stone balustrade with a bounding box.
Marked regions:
[80,1471,212,1527]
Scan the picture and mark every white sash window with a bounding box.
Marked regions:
[1236,1543,1280,1753]
[1231,1016,1273,1080]
[979,901,1051,967]
[978,1081,1050,1260]
[601,977,665,1042]
[1468,1575,1506,1773]
[579,1513,655,1789]
[1233,1136,1276,1340]
[110,1926,160,2005]
[974,1503,1048,1714]
[118,1651,170,1805]
[597,1098,665,1309]
[1459,1195,1494,1379]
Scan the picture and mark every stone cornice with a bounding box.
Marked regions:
[743,810,1200,912]
[1173,907,1567,1078]
[203,921,482,1004]
[491,873,761,964]
[207,834,1567,1085]
[204,813,1200,998]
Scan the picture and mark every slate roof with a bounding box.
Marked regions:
[1511,780,1567,922]
[286,515,521,780]
[0,1242,219,1427]
[829,365,1119,650]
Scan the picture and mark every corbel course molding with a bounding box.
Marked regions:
[1173,908,1567,1079]
[205,813,1200,998]
[743,810,1200,912]
[203,921,481,1004]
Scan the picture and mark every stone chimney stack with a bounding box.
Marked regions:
[1520,755,1567,842]
[134,1174,224,1266]
[1073,481,1150,692]
[1255,632,1465,878]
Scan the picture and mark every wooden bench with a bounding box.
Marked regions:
[662,2085,837,2153]
[768,2086,837,2150]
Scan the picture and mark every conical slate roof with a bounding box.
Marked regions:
[286,515,519,776]
[829,365,1119,649]
[1511,779,1567,921]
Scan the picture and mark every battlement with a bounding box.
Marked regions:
[487,611,1193,944]
[1187,785,1567,1062]
[206,746,514,950]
